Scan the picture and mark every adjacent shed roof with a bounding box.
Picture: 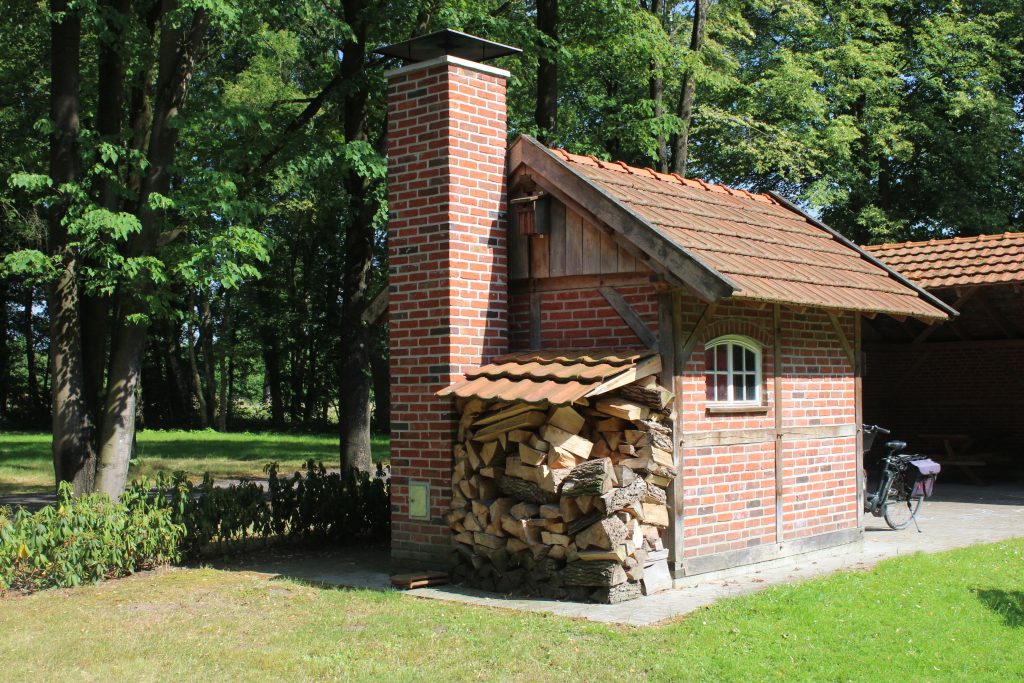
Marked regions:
[437,350,660,404]
[509,136,952,321]
[864,232,1024,289]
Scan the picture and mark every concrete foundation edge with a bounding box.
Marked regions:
[671,527,863,586]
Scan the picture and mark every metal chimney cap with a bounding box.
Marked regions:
[375,29,521,64]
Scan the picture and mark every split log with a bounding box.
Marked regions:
[539,504,561,519]
[619,382,674,410]
[637,419,672,450]
[546,448,578,469]
[541,531,570,546]
[562,560,627,587]
[577,547,628,563]
[642,503,669,528]
[547,405,585,435]
[596,477,649,516]
[560,458,614,497]
[643,484,667,506]
[565,510,604,536]
[559,496,583,523]
[540,424,594,459]
[591,580,642,604]
[595,398,649,421]
[510,501,540,519]
[508,429,533,443]
[575,515,629,550]
[473,402,537,428]
[479,466,504,479]
[518,442,548,466]
[595,417,627,432]
[473,410,547,441]
[473,532,505,550]
[498,476,556,504]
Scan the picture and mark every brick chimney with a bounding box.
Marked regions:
[380,31,520,565]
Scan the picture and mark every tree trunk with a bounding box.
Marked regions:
[337,0,375,473]
[199,295,217,428]
[24,287,39,413]
[165,322,192,426]
[95,320,145,496]
[80,0,128,430]
[215,292,231,432]
[186,317,209,427]
[95,3,209,497]
[535,0,558,144]
[263,343,284,428]
[48,0,97,494]
[670,0,708,176]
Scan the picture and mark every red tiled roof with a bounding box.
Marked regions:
[864,232,1024,289]
[544,147,949,320]
[437,350,659,404]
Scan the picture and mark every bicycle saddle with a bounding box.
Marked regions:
[886,440,906,452]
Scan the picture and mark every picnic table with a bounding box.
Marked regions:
[918,433,989,485]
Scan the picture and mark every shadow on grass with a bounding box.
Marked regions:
[975,588,1024,628]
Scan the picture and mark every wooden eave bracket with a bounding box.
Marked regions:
[598,286,659,350]
[826,311,856,367]
[509,136,736,304]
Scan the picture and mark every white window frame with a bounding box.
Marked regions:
[704,334,763,406]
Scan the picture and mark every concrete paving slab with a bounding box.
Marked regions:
[222,484,1024,627]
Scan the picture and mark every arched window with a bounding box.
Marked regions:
[704,335,762,405]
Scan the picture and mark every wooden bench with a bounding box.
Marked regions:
[918,433,989,485]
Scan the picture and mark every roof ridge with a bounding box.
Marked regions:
[866,231,1024,251]
[550,147,777,204]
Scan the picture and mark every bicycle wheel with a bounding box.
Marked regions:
[883,489,922,530]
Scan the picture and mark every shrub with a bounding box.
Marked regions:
[0,461,390,592]
[0,480,184,592]
[174,460,390,557]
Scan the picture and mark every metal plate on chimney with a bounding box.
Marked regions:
[375,29,521,64]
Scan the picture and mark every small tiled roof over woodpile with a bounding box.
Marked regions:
[864,232,1024,289]
[438,350,661,404]
[509,136,951,321]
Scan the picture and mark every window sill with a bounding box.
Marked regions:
[706,403,769,416]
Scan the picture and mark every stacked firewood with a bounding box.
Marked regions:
[447,375,676,603]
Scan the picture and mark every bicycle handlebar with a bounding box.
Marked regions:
[863,424,890,435]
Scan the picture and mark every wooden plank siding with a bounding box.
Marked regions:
[520,199,646,280]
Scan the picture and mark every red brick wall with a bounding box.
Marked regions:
[387,57,509,565]
[508,284,660,350]
[678,302,859,561]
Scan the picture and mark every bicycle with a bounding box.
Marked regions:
[862,425,941,531]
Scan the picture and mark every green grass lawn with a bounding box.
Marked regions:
[0,431,390,496]
[0,540,1022,681]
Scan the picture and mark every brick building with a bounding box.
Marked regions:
[381,31,952,591]
[864,233,1024,483]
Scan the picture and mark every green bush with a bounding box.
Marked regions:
[175,460,390,556]
[0,480,184,592]
[0,461,389,592]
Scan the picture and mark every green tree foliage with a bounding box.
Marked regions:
[1,0,1020,497]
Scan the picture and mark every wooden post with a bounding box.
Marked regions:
[854,314,864,529]
[773,304,784,543]
[660,292,684,574]
[529,285,541,349]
